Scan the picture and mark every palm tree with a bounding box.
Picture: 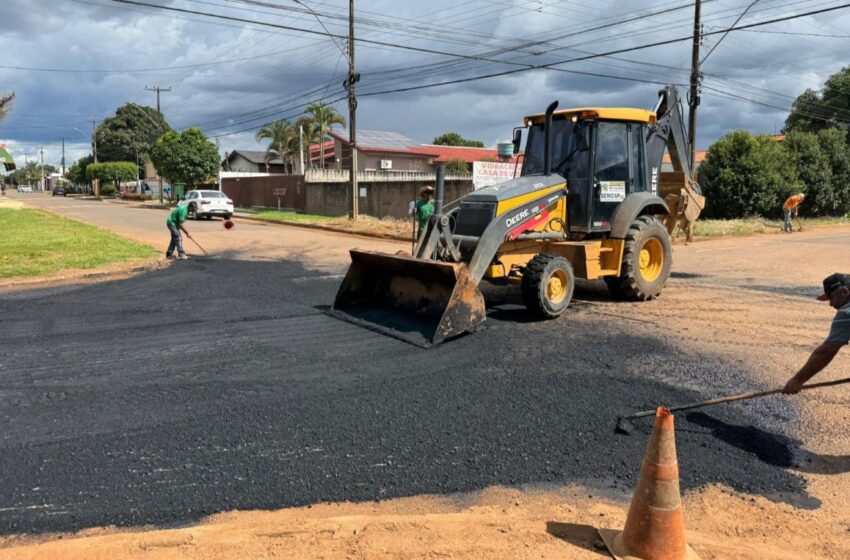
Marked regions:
[306,102,346,169]
[255,119,297,172]
[0,92,14,121]
[296,116,320,170]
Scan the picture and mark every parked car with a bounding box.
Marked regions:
[178,189,234,220]
[17,185,33,193]
[52,186,66,196]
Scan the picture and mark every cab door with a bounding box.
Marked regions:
[590,121,630,231]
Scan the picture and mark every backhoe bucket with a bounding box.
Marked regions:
[330,250,486,347]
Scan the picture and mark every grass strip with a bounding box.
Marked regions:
[0,208,157,278]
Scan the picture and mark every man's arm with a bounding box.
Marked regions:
[180,223,190,237]
[782,342,842,394]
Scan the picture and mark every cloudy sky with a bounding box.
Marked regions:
[1,0,849,170]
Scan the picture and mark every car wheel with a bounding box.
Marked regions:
[189,204,199,220]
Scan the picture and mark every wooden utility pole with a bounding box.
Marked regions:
[39,147,44,191]
[90,119,99,196]
[61,137,65,176]
[687,0,702,171]
[346,0,360,219]
[146,85,171,202]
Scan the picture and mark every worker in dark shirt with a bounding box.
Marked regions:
[783,273,850,394]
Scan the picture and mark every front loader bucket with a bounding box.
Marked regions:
[329,250,486,347]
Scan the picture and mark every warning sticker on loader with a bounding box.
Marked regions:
[599,181,626,202]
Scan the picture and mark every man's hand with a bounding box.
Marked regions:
[782,376,805,395]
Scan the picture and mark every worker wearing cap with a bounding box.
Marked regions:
[413,186,435,239]
[165,204,191,260]
[782,193,805,233]
[783,273,850,394]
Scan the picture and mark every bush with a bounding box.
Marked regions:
[445,159,471,175]
[100,184,116,196]
[120,192,151,201]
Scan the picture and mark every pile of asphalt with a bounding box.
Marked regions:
[0,258,816,534]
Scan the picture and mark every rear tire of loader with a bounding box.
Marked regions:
[605,215,671,300]
[522,253,574,318]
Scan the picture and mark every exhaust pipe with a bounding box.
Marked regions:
[434,164,445,215]
[544,100,558,176]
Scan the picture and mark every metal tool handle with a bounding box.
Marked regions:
[629,376,850,420]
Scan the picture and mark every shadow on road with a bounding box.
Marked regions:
[545,521,609,557]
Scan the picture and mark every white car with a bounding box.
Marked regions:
[178,189,234,220]
[17,185,33,193]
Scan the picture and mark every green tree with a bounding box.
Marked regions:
[255,119,299,172]
[785,66,850,134]
[66,155,93,188]
[433,132,484,147]
[95,103,172,163]
[0,91,13,121]
[297,115,321,170]
[445,158,471,175]
[817,127,850,214]
[699,130,800,219]
[784,131,834,215]
[150,128,219,197]
[86,161,138,185]
[306,102,346,169]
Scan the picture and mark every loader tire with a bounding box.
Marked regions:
[605,215,672,300]
[522,253,574,318]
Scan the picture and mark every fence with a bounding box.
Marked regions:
[222,175,306,210]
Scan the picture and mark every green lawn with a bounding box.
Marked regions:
[0,208,157,278]
[238,208,336,223]
[693,216,849,238]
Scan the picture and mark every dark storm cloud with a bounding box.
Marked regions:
[2,0,850,167]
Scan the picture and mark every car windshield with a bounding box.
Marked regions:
[200,191,227,198]
[521,117,590,180]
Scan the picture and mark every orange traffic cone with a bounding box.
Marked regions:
[599,407,701,560]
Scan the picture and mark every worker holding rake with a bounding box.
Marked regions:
[782,192,805,233]
[165,204,192,260]
[783,273,850,394]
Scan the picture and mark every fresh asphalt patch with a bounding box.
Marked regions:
[0,258,817,534]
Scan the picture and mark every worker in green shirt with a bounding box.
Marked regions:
[413,186,435,240]
[166,204,192,260]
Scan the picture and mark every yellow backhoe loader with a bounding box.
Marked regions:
[331,85,705,346]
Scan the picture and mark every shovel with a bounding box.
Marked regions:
[615,376,850,435]
[186,234,208,256]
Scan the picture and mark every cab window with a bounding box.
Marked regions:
[594,122,628,182]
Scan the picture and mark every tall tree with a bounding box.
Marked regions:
[96,103,172,163]
[150,128,219,196]
[784,66,850,134]
[699,130,800,219]
[306,102,346,169]
[297,116,321,169]
[255,119,298,172]
[784,131,833,215]
[817,127,850,215]
[0,92,14,121]
[433,132,484,147]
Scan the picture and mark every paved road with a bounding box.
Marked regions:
[2,194,846,533]
[19,194,401,270]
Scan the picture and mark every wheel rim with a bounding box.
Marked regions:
[546,269,568,304]
[639,237,664,282]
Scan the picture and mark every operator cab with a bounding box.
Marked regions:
[521,107,656,234]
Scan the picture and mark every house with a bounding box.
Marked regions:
[311,130,518,172]
[661,150,706,173]
[222,150,288,174]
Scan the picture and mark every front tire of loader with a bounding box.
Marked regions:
[605,215,672,300]
[522,253,575,318]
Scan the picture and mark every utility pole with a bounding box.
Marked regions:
[687,0,702,171]
[146,85,171,202]
[39,147,44,191]
[61,137,66,176]
[299,124,305,175]
[90,119,99,196]
[345,0,360,219]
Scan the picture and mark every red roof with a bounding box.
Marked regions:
[407,145,519,164]
[662,150,706,165]
[309,140,335,163]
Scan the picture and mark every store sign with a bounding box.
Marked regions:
[380,159,392,170]
[472,161,517,190]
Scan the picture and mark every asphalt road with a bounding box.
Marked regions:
[0,196,833,534]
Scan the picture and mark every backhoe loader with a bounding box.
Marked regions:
[331,85,705,346]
